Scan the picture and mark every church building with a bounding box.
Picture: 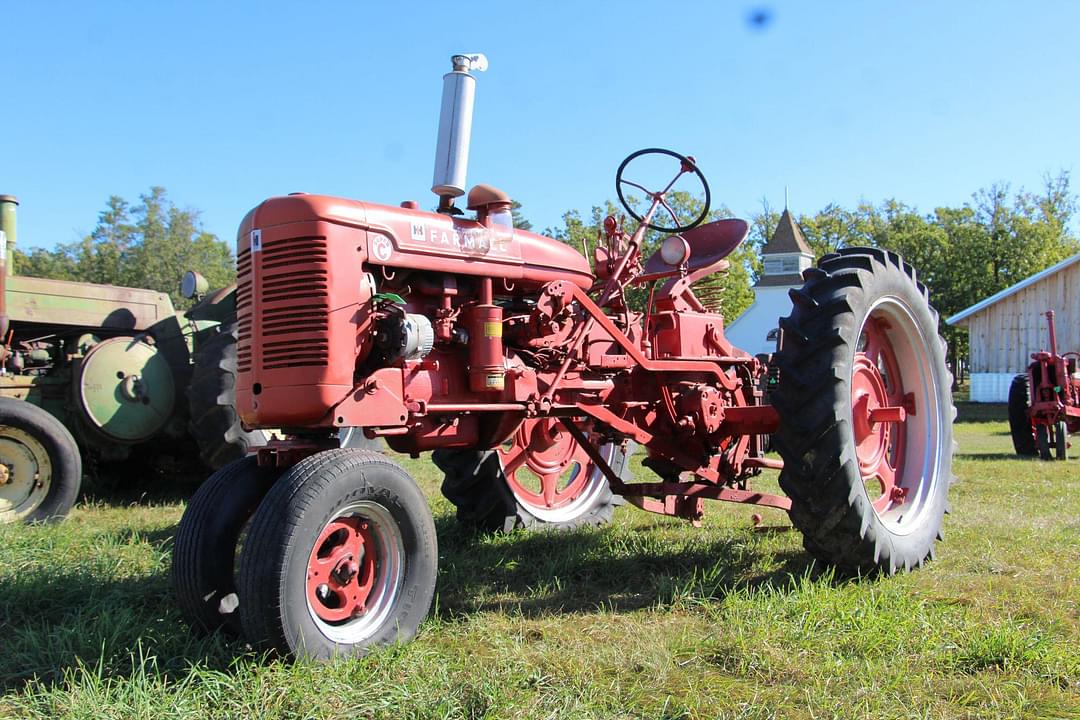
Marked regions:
[726,209,814,357]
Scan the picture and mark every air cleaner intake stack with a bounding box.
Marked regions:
[432,53,488,214]
[0,194,16,338]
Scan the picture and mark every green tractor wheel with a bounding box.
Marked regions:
[187,323,269,469]
[0,398,82,524]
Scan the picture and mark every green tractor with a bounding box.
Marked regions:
[0,194,264,524]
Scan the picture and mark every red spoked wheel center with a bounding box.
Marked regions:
[306,517,377,623]
[852,317,912,515]
[498,418,592,510]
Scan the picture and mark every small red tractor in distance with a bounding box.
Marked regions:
[1009,310,1080,460]
[173,54,955,659]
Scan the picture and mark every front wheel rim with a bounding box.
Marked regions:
[0,426,53,521]
[851,297,943,535]
[305,501,404,645]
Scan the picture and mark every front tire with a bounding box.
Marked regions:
[171,456,280,633]
[1036,424,1052,461]
[772,248,955,574]
[0,398,82,524]
[237,449,437,660]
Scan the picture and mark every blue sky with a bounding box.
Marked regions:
[6,1,1080,252]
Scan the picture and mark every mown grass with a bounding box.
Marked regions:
[0,408,1077,719]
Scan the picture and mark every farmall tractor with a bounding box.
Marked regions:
[173,55,955,659]
[1009,310,1079,459]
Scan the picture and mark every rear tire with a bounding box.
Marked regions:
[0,398,82,524]
[187,322,269,470]
[237,449,437,660]
[171,456,280,633]
[1008,374,1037,457]
[772,248,955,575]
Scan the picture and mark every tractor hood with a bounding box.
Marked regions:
[238,194,593,291]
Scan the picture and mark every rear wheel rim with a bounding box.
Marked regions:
[851,297,942,534]
[498,419,616,523]
[305,501,404,644]
[0,426,52,521]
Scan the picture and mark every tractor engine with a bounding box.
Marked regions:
[234,185,601,453]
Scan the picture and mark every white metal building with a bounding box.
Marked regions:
[726,209,813,357]
[947,253,1080,402]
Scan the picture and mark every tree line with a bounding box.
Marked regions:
[18,177,1077,362]
[542,172,1079,369]
[15,187,235,308]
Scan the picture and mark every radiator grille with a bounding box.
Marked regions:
[236,246,253,373]
[251,235,330,371]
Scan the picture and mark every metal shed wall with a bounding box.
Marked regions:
[962,260,1080,375]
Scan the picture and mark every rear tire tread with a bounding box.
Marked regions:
[187,322,266,469]
[1007,373,1037,457]
[772,248,955,575]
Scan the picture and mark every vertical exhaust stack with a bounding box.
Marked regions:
[432,53,488,215]
[0,195,15,276]
[0,195,16,339]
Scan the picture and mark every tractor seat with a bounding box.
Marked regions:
[638,218,750,283]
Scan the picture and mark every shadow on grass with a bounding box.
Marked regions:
[79,450,207,509]
[0,512,825,690]
[954,402,1007,423]
[0,564,246,692]
[431,516,821,618]
[954,452,1035,462]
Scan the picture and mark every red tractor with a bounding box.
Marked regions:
[1009,310,1079,460]
[172,54,955,659]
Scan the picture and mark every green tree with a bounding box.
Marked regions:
[746,199,779,279]
[797,203,861,258]
[778,175,1078,385]
[122,187,235,304]
[13,247,78,281]
[15,188,235,308]
[77,195,136,286]
[510,200,532,231]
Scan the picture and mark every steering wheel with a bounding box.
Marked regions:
[615,148,711,233]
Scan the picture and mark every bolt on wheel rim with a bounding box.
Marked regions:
[498,419,618,523]
[305,501,404,644]
[0,426,53,522]
[851,297,942,534]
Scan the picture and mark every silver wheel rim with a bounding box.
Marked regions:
[0,426,53,522]
[512,441,621,524]
[855,296,944,535]
[305,500,405,645]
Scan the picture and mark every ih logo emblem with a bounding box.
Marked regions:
[411,223,425,241]
[250,229,263,252]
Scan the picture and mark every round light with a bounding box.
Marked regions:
[180,270,208,299]
[660,236,690,266]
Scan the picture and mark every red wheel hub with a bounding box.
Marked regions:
[852,317,911,514]
[306,516,377,623]
[498,418,593,510]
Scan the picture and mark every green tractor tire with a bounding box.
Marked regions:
[0,397,82,524]
[187,323,268,469]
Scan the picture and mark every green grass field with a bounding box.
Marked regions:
[1,405,1077,719]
